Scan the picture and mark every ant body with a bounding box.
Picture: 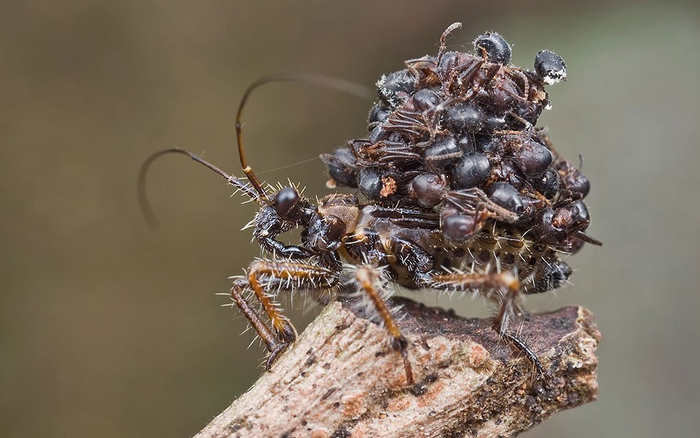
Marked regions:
[140,24,599,385]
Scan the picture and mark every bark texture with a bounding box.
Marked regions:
[195,298,600,438]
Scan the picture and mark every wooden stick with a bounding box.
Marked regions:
[195,298,600,438]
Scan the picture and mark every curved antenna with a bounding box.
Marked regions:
[138,148,261,230]
[235,73,374,205]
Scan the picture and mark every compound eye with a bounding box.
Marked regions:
[535,50,567,85]
[473,32,512,65]
[274,187,299,216]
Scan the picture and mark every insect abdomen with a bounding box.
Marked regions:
[449,222,570,294]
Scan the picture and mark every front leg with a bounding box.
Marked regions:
[258,235,314,259]
[253,205,314,259]
[230,259,337,370]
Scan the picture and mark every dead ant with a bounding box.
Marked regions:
[139,25,598,386]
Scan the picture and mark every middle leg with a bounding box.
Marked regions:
[351,265,414,385]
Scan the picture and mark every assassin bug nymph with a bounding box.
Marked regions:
[140,26,599,386]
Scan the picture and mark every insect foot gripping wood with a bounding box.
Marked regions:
[194,300,600,438]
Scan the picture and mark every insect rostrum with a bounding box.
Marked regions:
[141,23,600,386]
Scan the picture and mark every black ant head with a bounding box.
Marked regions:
[441,207,478,245]
[553,156,590,200]
[376,69,416,108]
[320,147,359,189]
[534,50,567,85]
[554,200,590,234]
[410,173,447,208]
[473,31,512,65]
[534,200,600,250]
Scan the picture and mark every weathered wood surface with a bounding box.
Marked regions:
[195,299,600,438]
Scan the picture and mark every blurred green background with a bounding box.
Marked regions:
[1,1,699,437]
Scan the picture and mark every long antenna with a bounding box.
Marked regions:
[138,148,261,230]
[235,73,374,205]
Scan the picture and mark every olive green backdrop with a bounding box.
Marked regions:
[1,1,699,436]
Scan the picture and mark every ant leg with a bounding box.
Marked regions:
[438,22,462,60]
[428,270,544,374]
[510,68,531,100]
[445,188,520,223]
[501,332,544,375]
[382,109,431,139]
[232,259,337,370]
[257,235,314,259]
[402,22,462,84]
[371,206,440,229]
[353,265,414,385]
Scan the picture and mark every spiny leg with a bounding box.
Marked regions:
[229,281,286,367]
[429,270,520,296]
[428,270,544,374]
[354,265,414,385]
[489,274,545,375]
[232,259,336,370]
[502,331,544,375]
